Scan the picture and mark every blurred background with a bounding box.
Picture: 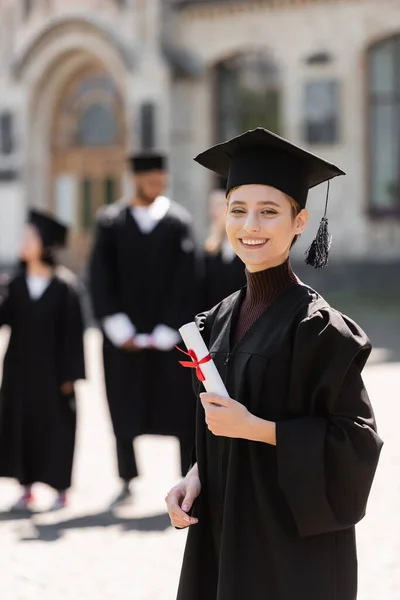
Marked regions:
[0,1,399,599]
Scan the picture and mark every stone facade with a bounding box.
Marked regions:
[0,0,400,267]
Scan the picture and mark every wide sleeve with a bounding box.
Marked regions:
[276,308,383,538]
[59,283,86,383]
[88,217,122,321]
[160,220,200,331]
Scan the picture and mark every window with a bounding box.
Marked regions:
[140,102,156,150]
[215,51,281,142]
[55,70,122,150]
[105,177,118,205]
[368,37,400,214]
[303,80,339,144]
[0,112,14,155]
[77,104,118,147]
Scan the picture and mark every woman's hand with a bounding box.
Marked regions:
[201,393,277,445]
[200,392,251,438]
[165,468,201,529]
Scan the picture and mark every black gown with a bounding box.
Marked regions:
[177,283,383,600]
[203,250,246,311]
[88,201,198,464]
[0,269,85,490]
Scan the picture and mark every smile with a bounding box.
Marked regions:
[239,238,268,248]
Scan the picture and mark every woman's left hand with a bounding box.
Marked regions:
[200,393,251,439]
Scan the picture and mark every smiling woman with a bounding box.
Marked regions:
[226,184,306,272]
[166,128,383,600]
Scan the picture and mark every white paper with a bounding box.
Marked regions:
[179,322,229,398]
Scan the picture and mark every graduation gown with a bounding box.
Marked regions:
[203,251,246,311]
[88,201,198,441]
[177,284,383,600]
[0,269,85,490]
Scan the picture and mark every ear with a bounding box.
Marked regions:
[295,209,309,234]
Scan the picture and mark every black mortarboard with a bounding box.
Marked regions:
[28,210,68,248]
[129,153,167,173]
[194,128,345,269]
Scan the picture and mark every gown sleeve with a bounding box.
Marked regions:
[88,216,122,321]
[276,308,383,538]
[59,282,86,383]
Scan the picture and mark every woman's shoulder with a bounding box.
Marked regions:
[295,288,371,370]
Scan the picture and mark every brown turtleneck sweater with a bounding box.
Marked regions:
[233,259,299,345]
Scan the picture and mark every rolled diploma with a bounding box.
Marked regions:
[179,322,229,398]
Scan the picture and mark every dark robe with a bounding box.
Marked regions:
[177,284,383,600]
[203,250,246,311]
[88,201,198,445]
[0,268,85,490]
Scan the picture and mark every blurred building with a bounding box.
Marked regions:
[0,0,400,270]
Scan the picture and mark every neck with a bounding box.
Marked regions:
[27,261,53,277]
[131,194,156,208]
[245,252,290,273]
[244,258,298,304]
[233,258,298,345]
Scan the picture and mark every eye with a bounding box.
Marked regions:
[261,209,278,215]
[230,208,246,215]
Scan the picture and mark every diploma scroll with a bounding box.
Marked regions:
[178,322,229,398]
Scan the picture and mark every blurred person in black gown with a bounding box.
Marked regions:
[203,179,246,311]
[89,153,198,508]
[0,210,85,511]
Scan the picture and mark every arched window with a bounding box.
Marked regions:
[77,104,118,147]
[368,37,400,215]
[214,51,281,142]
[54,70,123,149]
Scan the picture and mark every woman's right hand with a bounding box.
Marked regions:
[165,466,201,529]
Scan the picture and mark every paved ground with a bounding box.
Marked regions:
[0,324,399,600]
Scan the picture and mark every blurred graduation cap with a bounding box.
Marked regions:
[129,152,167,173]
[194,128,345,269]
[28,210,68,249]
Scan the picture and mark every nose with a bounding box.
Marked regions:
[243,211,261,233]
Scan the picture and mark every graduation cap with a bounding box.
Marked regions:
[129,153,167,173]
[194,128,345,269]
[28,210,68,249]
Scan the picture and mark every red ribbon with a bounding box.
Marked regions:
[175,346,212,382]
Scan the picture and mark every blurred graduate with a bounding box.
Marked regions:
[0,210,85,511]
[89,153,198,508]
[202,179,246,310]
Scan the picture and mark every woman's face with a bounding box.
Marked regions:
[226,184,308,272]
[19,225,43,263]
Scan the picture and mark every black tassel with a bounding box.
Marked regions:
[304,181,332,270]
